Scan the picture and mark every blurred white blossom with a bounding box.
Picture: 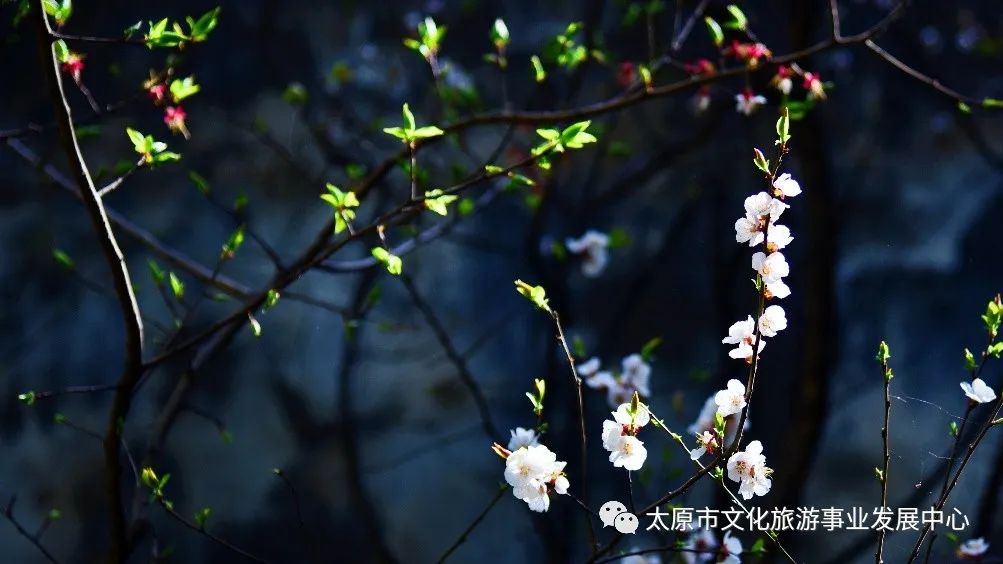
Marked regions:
[566,230,610,277]
[961,378,997,404]
[507,427,540,451]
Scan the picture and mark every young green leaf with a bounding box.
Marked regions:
[371,247,403,275]
[52,249,75,270]
[514,279,550,312]
[725,5,748,30]
[424,189,458,216]
[704,16,724,47]
[169,76,200,102]
[168,272,185,299]
[530,55,547,82]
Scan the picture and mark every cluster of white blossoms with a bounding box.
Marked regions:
[503,443,569,512]
[726,440,773,500]
[581,354,652,408]
[960,378,997,405]
[601,402,650,471]
[682,527,743,564]
[565,230,610,278]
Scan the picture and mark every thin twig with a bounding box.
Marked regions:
[3,497,60,564]
[400,274,501,441]
[547,308,598,551]
[437,486,506,563]
[156,499,270,564]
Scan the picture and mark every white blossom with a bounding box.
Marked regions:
[776,77,792,95]
[722,316,765,361]
[726,440,773,500]
[504,444,568,512]
[688,395,749,449]
[958,537,989,558]
[566,230,610,277]
[751,251,790,284]
[765,278,791,300]
[772,173,802,198]
[961,378,997,404]
[735,91,767,115]
[744,192,788,223]
[734,216,763,247]
[720,531,743,564]
[602,403,649,471]
[620,354,652,397]
[578,357,601,378]
[682,527,718,563]
[689,430,719,460]
[766,224,794,250]
[715,379,747,417]
[758,305,787,337]
[507,427,540,451]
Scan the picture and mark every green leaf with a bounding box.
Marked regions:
[47,509,62,521]
[775,107,791,146]
[424,189,458,216]
[371,247,402,275]
[983,98,1003,109]
[194,507,211,529]
[168,272,185,299]
[53,39,69,63]
[753,148,770,174]
[248,314,262,337]
[410,126,444,139]
[52,249,75,270]
[126,128,146,153]
[145,18,188,49]
[989,342,1003,359]
[535,128,559,141]
[640,337,663,362]
[514,279,550,312]
[264,289,280,311]
[189,171,210,194]
[749,538,767,555]
[491,18,509,48]
[530,55,546,82]
[43,0,72,25]
[17,391,36,406]
[147,259,166,285]
[281,82,309,105]
[964,348,977,371]
[222,225,245,258]
[169,76,200,102]
[187,6,221,42]
[725,5,748,30]
[123,20,143,39]
[402,103,417,132]
[704,16,724,47]
[458,198,475,216]
[958,101,972,114]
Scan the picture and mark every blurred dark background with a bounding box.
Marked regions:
[1,0,1002,562]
